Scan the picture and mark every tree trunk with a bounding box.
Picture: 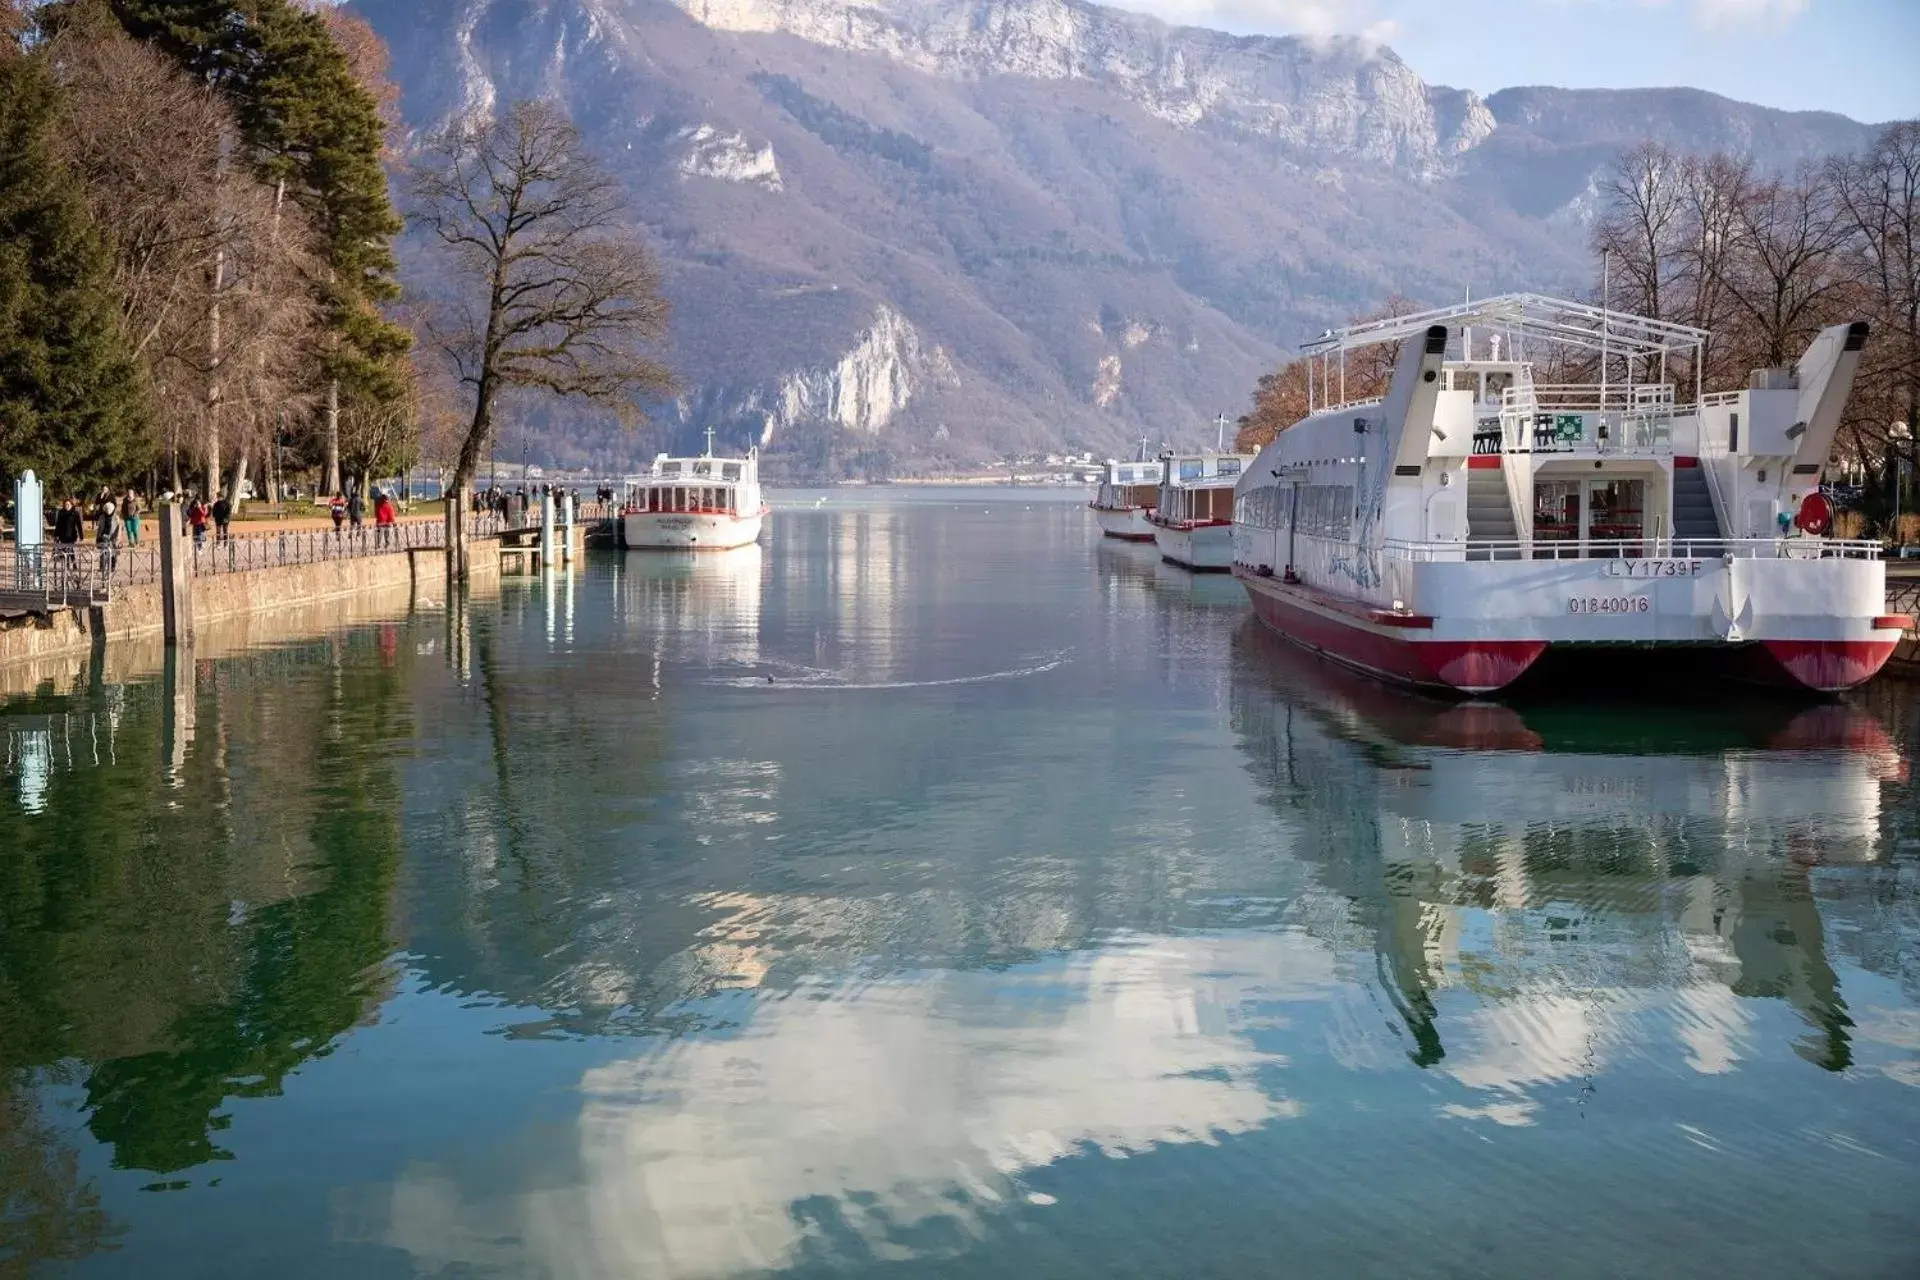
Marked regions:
[227,445,250,512]
[205,245,224,499]
[324,377,341,497]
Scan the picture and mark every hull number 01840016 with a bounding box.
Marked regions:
[1569,596,1651,614]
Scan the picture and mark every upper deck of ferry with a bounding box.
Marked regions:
[1263,294,1878,562]
[621,437,763,517]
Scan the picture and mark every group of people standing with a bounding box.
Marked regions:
[327,488,399,543]
[183,494,234,546]
[48,489,144,570]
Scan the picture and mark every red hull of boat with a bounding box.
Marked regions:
[1238,571,1900,696]
[1237,572,1545,695]
[1739,639,1900,693]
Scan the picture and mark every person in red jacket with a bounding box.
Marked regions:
[373,490,398,547]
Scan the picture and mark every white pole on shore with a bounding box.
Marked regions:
[561,493,574,565]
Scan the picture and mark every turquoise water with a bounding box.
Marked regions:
[2,489,1917,1278]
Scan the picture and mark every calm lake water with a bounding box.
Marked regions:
[3,488,1918,1279]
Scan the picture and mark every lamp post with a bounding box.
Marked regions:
[1894,421,1911,550]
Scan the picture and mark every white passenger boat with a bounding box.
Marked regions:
[621,430,768,551]
[1089,457,1163,541]
[1231,294,1906,695]
[1150,451,1253,571]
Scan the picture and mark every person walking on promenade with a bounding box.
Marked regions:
[347,487,365,539]
[121,490,141,545]
[94,496,120,577]
[188,496,210,547]
[374,489,397,547]
[53,498,83,587]
[211,493,232,542]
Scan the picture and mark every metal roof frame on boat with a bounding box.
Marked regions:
[1301,293,1709,360]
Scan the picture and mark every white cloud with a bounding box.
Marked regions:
[1689,0,1811,28]
[1118,0,1393,45]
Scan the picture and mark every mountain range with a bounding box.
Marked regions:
[350,0,1881,477]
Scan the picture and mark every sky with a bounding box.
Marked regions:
[1110,0,1920,122]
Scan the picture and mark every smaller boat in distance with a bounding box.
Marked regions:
[621,428,768,551]
[1150,450,1253,571]
[1089,452,1163,541]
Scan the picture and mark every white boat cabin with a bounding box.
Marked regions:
[1154,452,1250,526]
[1093,459,1164,511]
[624,445,763,518]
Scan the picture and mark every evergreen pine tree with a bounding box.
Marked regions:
[107,0,410,403]
[0,49,151,496]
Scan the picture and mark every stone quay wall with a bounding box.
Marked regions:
[1,534,503,674]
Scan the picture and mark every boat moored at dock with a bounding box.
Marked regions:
[1089,458,1163,541]
[1151,451,1253,571]
[1231,294,1906,695]
[621,431,768,551]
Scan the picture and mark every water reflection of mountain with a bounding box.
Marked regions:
[1229,619,1913,1080]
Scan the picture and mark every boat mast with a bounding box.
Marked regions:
[1214,414,1229,451]
[703,425,716,458]
[1600,249,1611,416]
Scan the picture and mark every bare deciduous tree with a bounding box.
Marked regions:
[409,98,674,575]
[1721,162,1854,369]
[1592,141,1688,324]
[45,16,320,500]
[1833,122,1920,493]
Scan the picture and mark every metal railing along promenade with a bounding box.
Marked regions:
[186,517,492,577]
[2,510,510,607]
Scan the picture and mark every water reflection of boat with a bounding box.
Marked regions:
[615,543,765,668]
[1230,617,1901,1080]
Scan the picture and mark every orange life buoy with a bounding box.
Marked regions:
[1794,492,1834,536]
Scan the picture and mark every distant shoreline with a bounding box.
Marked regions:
[834,475,1093,487]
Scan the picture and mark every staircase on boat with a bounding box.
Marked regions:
[1466,465,1519,559]
[1671,463,1723,547]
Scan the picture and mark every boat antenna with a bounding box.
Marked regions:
[703,425,716,458]
[1137,435,1149,462]
[1214,413,1229,451]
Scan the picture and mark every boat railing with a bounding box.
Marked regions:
[1478,381,1688,456]
[1384,537,1883,563]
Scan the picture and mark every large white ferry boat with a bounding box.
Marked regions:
[1231,294,1906,695]
[1089,456,1163,541]
[1150,451,1253,571]
[621,430,768,551]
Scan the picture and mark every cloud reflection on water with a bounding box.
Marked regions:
[364,929,1332,1277]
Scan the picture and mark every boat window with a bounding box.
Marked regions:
[1216,458,1241,476]
[1178,460,1204,482]
[1534,480,1579,549]
[1729,411,1740,452]
[723,463,743,481]
[661,462,681,476]
[1485,371,1512,403]
[1586,478,1644,558]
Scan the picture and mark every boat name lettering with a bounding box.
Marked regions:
[1603,559,1703,579]
[658,517,693,529]
[1569,596,1651,614]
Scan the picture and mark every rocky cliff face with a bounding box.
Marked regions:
[672,0,1497,176]
[355,0,1879,476]
[689,305,957,444]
